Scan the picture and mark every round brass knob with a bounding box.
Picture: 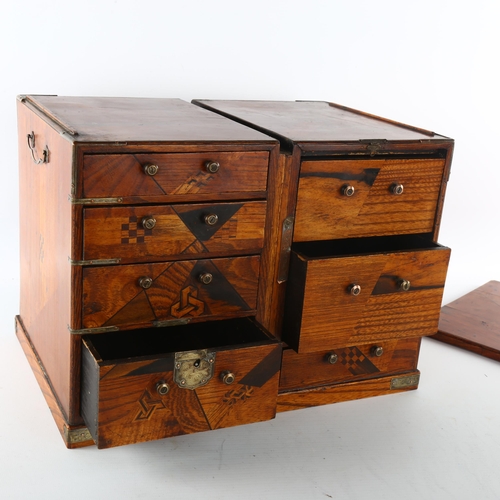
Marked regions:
[341,184,355,197]
[143,164,159,176]
[156,381,170,396]
[205,160,220,174]
[138,276,153,289]
[371,346,384,357]
[204,214,219,226]
[398,279,411,291]
[348,284,361,296]
[327,353,338,364]
[221,371,236,385]
[199,273,213,285]
[141,216,156,230]
[390,183,404,195]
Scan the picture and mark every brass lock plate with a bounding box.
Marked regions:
[174,349,216,390]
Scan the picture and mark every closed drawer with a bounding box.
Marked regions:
[81,318,282,448]
[283,235,450,353]
[82,151,269,199]
[279,337,420,391]
[83,255,260,329]
[294,158,446,241]
[83,201,266,263]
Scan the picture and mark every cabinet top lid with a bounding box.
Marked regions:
[192,100,451,149]
[18,96,277,144]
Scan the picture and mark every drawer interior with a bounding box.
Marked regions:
[292,233,444,260]
[84,317,277,363]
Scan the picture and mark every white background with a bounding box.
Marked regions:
[1,1,500,498]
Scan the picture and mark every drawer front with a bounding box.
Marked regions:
[294,158,446,241]
[284,246,450,353]
[279,337,420,391]
[83,255,260,329]
[82,151,269,198]
[81,340,282,448]
[83,201,266,262]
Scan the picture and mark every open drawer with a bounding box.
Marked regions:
[283,235,450,353]
[81,318,282,448]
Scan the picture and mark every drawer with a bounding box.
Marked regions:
[83,255,260,329]
[294,158,446,241]
[279,337,420,391]
[81,318,282,448]
[83,201,266,263]
[82,151,269,199]
[283,235,450,353]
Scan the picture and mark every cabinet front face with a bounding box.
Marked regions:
[293,158,446,242]
[284,238,450,353]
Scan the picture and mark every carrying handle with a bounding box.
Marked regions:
[27,131,49,164]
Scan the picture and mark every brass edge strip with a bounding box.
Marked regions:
[69,196,123,205]
[153,318,191,328]
[64,426,93,445]
[69,257,121,266]
[277,216,294,283]
[390,374,420,390]
[68,325,119,335]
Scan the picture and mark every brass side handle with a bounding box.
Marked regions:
[138,276,153,289]
[390,183,404,195]
[221,371,236,385]
[205,160,220,174]
[141,216,156,230]
[348,284,361,296]
[204,214,219,226]
[143,164,159,176]
[156,381,170,396]
[341,184,355,197]
[27,131,49,164]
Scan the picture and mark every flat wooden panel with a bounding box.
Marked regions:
[279,337,420,391]
[284,246,450,352]
[82,341,281,448]
[83,151,269,198]
[277,371,420,413]
[83,201,266,262]
[17,101,77,421]
[433,281,500,361]
[294,158,446,241]
[83,256,261,329]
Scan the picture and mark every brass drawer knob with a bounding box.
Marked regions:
[341,184,355,197]
[327,353,338,364]
[156,381,170,396]
[371,346,384,357]
[141,216,156,230]
[143,164,159,176]
[398,279,411,291]
[138,276,153,289]
[348,284,361,296]
[198,273,213,285]
[390,183,404,195]
[221,371,236,385]
[204,214,219,226]
[205,160,220,174]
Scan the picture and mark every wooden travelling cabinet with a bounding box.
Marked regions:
[17,96,453,449]
[193,100,453,413]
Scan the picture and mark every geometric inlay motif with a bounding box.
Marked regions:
[338,346,380,376]
[222,385,254,407]
[121,216,153,244]
[170,285,205,318]
[134,389,168,421]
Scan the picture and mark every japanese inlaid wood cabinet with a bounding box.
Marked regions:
[16,96,453,449]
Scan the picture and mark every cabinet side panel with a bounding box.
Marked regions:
[18,101,75,421]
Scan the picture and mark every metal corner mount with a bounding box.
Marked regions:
[390,374,420,390]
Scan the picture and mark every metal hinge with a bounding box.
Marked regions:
[153,318,191,328]
[69,195,123,205]
[68,325,119,335]
[277,216,294,283]
[69,257,121,266]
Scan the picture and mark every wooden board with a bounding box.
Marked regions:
[433,281,500,361]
